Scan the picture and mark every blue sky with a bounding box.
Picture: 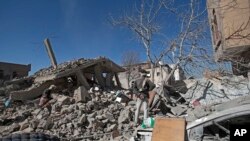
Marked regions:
[0,0,143,74]
[0,0,208,74]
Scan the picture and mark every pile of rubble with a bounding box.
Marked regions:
[0,88,136,140]
[1,56,250,140]
[0,57,135,140]
[34,58,96,78]
[181,75,250,106]
[0,57,188,140]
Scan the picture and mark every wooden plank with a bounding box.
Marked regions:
[152,117,186,141]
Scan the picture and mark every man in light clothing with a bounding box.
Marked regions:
[132,69,156,125]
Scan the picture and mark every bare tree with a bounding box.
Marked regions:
[111,0,212,85]
[110,0,164,82]
[121,51,141,87]
[160,0,210,84]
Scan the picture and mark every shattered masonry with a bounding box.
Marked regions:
[0,56,250,140]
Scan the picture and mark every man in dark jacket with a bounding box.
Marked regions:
[132,69,155,125]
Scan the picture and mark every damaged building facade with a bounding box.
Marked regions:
[0,62,31,82]
[0,57,134,140]
[8,57,125,101]
[207,0,250,76]
[118,62,185,89]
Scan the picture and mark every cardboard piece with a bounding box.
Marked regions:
[152,117,186,141]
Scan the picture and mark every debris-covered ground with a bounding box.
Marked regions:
[1,57,250,141]
[0,89,135,141]
[0,57,134,140]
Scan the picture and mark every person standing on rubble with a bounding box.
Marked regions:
[132,69,156,125]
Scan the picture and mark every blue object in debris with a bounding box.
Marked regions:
[116,90,122,97]
[4,99,11,107]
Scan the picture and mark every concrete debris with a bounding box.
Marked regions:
[44,38,58,69]
[57,95,71,106]
[1,56,250,140]
[78,114,87,124]
[1,132,60,141]
[37,118,53,130]
[185,105,213,122]
[107,124,117,132]
[19,119,29,131]
[0,88,135,140]
[73,86,88,102]
[118,108,132,124]
[170,105,187,116]
[181,75,250,106]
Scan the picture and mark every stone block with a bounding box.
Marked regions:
[57,95,71,106]
[118,109,131,124]
[19,119,29,131]
[107,124,117,132]
[78,114,87,124]
[73,86,89,102]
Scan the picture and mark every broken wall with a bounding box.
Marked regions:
[181,75,250,106]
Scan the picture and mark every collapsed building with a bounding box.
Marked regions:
[0,53,189,140]
[0,62,31,83]
[1,54,249,141]
[118,61,185,89]
[0,36,249,141]
[0,57,133,140]
[7,57,125,101]
[1,2,250,138]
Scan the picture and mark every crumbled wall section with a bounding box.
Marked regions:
[0,62,31,80]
